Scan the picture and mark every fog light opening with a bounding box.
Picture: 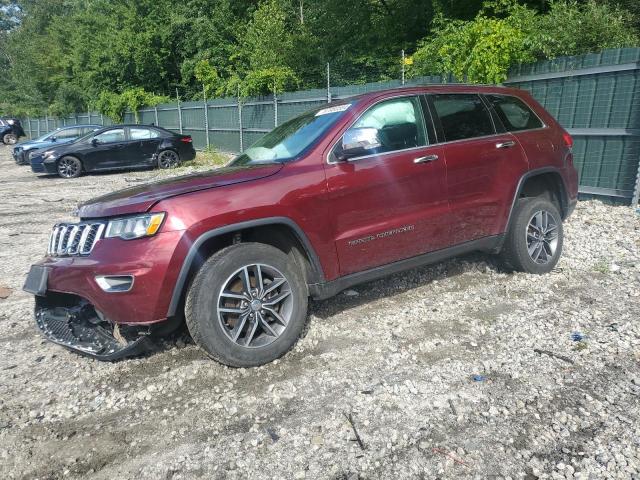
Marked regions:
[95,275,134,293]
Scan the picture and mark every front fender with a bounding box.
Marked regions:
[164,217,325,317]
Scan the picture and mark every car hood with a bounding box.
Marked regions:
[78,163,284,218]
[15,140,55,150]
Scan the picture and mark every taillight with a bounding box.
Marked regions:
[562,131,573,150]
[180,136,192,143]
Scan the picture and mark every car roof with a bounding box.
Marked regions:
[94,124,175,135]
[339,84,526,105]
[56,124,102,129]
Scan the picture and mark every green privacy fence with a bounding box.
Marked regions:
[22,47,640,205]
[504,47,640,205]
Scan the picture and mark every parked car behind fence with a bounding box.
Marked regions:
[13,125,102,165]
[0,118,26,145]
[30,125,195,178]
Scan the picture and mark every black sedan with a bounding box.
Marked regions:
[30,125,196,178]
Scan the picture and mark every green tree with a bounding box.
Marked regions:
[409,0,638,84]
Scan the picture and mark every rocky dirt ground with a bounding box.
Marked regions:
[0,144,639,480]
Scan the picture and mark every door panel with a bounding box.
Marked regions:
[326,95,452,275]
[441,135,528,244]
[84,128,127,170]
[326,146,449,275]
[129,128,162,165]
[428,93,529,244]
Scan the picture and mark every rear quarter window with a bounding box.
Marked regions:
[485,94,543,132]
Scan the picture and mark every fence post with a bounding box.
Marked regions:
[100,114,104,126]
[154,105,159,126]
[238,87,243,153]
[87,109,91,124]
[176,88,183,134]
[203,84,210,149]
[274,86,278,127]
[45,114,49,132]
[401,50,405,85]
[63,117,66,127]
[632,160,640,207]
[37,119,41,138]
[27,117,31,139]
[326,63,332,103]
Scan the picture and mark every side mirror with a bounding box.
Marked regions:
[337,127,381,161]
[50,136,57,142]
[91,138,99,146]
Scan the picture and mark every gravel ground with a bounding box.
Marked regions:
[0,144,639,480]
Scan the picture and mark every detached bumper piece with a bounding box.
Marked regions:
[35,298,152,361]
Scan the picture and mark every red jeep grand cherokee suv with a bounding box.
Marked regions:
[24,85,578,366]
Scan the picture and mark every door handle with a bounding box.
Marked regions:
[496,140,516,149]
[413,154,439,164]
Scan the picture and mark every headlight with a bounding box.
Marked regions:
[7,119,14,125]
[105,213,165,240]
[43,150,55,159]
[28,150,38,159]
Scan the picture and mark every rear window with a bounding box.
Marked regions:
[485,94,543,132]
[431,94,495,142]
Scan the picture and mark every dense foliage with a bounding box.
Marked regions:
[0,0,638,117]
[409,0,639,83]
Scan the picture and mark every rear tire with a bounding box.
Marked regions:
[185,243,308,367]
[157,149,180,169]
[57,156,82,179]
[500,196,563,274]
[3,133,17,145]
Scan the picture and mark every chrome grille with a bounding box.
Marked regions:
[47,222,105,256]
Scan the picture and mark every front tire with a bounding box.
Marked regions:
[185,243,308,367]
[3,133,17,145]
[57,156,82,179]
[500,196,563,274]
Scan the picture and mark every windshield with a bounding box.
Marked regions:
[230,103,352,165]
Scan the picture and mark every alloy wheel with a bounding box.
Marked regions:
[3,134,17,145]
[158,150,179,168]
[217,263,293,348]
[526,210,559,264]
[57,157,80,178]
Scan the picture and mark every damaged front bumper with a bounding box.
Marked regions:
[34,295,153,361]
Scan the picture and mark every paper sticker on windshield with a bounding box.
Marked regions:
[315,104,351,116]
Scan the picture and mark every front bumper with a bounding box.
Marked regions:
[34,294,152,360]
[25,229,184,325]
[30,154,57,174]
[13,148,27,164]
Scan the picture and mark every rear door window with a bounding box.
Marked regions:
[431,94,495,142]
[485,94,543,131]
[56,128,81,139]
[352,96,427,153]
[130,128,160,140]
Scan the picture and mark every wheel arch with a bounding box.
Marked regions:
[166,217,324,317]
[509,167,569,220]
